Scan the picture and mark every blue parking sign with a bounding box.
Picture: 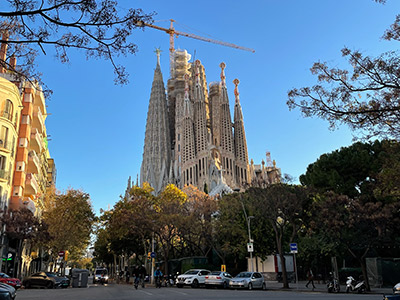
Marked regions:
[290,243,298,253]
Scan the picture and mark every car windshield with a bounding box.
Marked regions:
[0,274,9,278]
[45,273,56,277]
[210,271,221,275]
[95,270,107,275]
[184,270,199,275]
[236,272,252,278]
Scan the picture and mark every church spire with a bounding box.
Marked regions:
[220,62,226,87]
[140,50,171,195]
[233,78,249,186]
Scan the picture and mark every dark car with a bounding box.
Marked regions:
[22,271,56,289]
[45,272,70,288]
[0,283,15,300]
[0,273,20,290]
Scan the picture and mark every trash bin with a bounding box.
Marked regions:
[71,269,89,288]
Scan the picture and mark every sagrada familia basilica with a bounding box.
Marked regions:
[140,49,281,196]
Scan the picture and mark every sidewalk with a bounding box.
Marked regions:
[266,280,393,295]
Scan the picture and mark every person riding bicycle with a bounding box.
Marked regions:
[154,267,163,288]
[133,265,140,289]
[138,265,147,288]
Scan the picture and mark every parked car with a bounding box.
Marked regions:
[205,271,232,289]
[0,283,15,300]
[93,268,108,284]
[45,272,70,288]
[176,269,210,288]
[22,271,56,289]
[229,271,266,290]
[0,273,20,290]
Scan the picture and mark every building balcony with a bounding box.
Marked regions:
[0,169,10,181]
[22,198,36,214]
[0,139,12,152]
[27,150,40,174]
[34,90,46,115]
[32,107,44,133]
[25,173,38,196]
[30,128,43,153]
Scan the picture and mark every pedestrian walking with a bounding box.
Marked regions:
[305,268,316,289]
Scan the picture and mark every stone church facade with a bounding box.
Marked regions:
[140,50,280,196]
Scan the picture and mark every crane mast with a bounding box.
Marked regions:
[138,19,255,76]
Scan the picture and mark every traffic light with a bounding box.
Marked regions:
[147,252,151,260]
[64,251,69,261]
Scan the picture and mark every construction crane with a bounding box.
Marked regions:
[137,19,255,76]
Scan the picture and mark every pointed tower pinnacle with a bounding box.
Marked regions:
[155,48,162,66]
[220,62,226,87]
[233,78,240,105]
[140,50,171,195]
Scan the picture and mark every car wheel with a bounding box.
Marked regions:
[262,282,266,290]
[191,279,199,288]
[24,281,31,289]
[47,282,54,289]
[248,283,253,290]
[177,284,183,288]
[346,286,350,293]
[223,281,228,289]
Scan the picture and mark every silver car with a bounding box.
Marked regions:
[229,271,266,290]
[205,271,232,289]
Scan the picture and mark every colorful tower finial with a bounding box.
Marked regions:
[233,78,240,104]
[184,73,190,100]
[195,59,201,86]
[155,48,162,66]
[220,62,226,87]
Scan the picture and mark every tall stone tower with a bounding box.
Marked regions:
[140,50,171,194]
[140,49,280,196]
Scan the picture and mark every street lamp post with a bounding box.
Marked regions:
[247,215,254,272]
[241,201,254,272]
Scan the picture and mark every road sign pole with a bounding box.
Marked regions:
[294,253,298,290]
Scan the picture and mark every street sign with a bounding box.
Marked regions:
[247,243,254,253]
[290,243,298,253]
[58,250,65,257]
[150,252,156,258]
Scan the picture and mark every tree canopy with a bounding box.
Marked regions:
[0,0,154,87]
[287,1,400,139]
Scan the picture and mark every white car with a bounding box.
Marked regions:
[176,269,210,288]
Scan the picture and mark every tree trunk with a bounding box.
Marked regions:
[274,226,289,288]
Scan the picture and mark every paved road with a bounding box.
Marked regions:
[16,283,386,300]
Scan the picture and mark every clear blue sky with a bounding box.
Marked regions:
[34,0,399,214]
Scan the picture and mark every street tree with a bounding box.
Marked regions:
[312,192,400,291]
[153,184,187,274]
[0,0,154,87]
[287,1,400,139]
[179,185,217,258]
[213,193,248,269]
[300,140,400,201]
[42,189,95,266]
[247,184,310,289]
[0,208,50,277]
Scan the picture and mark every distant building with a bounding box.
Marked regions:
[140,50,280,195]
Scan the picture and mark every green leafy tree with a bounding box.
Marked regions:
[43,189,95,266]
[247,184,310,289]
[301,140,400,290]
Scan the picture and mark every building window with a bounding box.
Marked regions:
[3,100,13,121]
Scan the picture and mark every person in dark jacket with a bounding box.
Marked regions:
[138,265,147,288]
